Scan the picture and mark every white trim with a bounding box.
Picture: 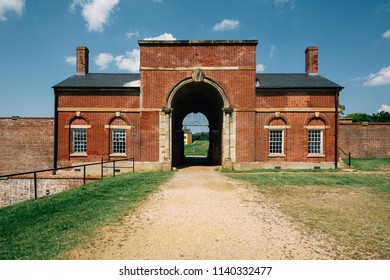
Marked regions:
[264,125,291,129]
[268,154,286,158]
[269,129,285,155]
[70,152,87,157]
[308,129,324,156]
[109,153,127,157]
[305,125,329,129]
[66,124,91,129]
[104,125,131,129]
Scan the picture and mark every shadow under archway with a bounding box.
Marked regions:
[170,80,225,168]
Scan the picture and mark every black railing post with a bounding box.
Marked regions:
[33,172,37,199]
[133,157,135,173]
[101,158,104,179]
[83,165,86,184]
[113,161,116,177]
[348,152,351,166]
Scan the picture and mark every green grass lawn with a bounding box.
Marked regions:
[343,157,390,171]
[184,140,209,156]
[224,159,390,259]
[0,171,173,260]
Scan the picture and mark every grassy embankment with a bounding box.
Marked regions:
[0,171,173,259]
[184,140,209,157]
[223,158,390,259]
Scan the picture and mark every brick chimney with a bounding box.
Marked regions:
[76,46,89,75]
[305,46,318,75]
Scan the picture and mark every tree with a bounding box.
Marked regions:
[193,132,209,141]
[339,104,346,116]
[372,111,390,122]
[345,111,390,122]
[345,112,373,122]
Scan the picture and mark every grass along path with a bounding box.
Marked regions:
[0,171,173,260]
[184,140,209,157]
[224,160,390,259]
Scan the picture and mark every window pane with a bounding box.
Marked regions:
[72,128,86,153]
[269,130,283,154]
[112,129,126,154]
[308,130,322,154]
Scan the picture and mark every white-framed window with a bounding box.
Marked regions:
[72,128,87,154]
[269,129,284,155]
[112,129,126,154]
[308,129,323,155]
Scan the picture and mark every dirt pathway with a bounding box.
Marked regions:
[69,166,337,260]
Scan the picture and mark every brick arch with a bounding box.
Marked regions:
[304,113,330,127]
[265,112,291,126]
[166,77,229,109]
[67,114,90,126]
[106,113,131,127]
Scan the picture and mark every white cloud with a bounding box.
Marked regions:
[143,33,176,40]
[269,45,275,59]
[343,76,365,87]
[378,105,390,112]
[273,0,295,13]
[123,80,140,87]
[212,19,240,31]
[364,66,390,86]
[65,56,77,65]
[383,29,390,39]
[70,0,120,32]
[126,31,139,39]
[114,49,140,73]
[256,64,265,73]
[274,0,290,6]
[0,0,25,21]
[95,52,113,69]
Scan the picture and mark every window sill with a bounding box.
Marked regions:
[70,153,87,157]
[308,154,325,158]
[268,154,286,158]
[109,153,127,157]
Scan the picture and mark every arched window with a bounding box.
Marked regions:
[306,117,327,156]
[107,116,131,156]
[265,114,290,156]
[69,117,90,156]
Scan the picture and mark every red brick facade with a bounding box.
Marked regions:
[53,41,342,170]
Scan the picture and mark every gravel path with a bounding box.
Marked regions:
[70,166,337,260]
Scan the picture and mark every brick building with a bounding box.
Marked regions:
[53,41,343,170]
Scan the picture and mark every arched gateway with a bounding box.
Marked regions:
[53,40,342,171]
[164,76,231,167]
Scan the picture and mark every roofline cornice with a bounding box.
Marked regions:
[138,40,258,46]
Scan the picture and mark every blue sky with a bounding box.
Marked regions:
[0,0,390,117]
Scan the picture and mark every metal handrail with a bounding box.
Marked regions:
[0,158,135,199]
[339,147,351,166]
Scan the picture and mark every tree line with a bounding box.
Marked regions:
[192,132,209,141]
[344,111,390,122]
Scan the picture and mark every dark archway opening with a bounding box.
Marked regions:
[171,81,223,167]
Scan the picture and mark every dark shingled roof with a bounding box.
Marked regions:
[53,72,342,90]
[53,73,140,88]
[256,73,342,89]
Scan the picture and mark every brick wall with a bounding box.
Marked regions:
[0,117,54,175]
[0,177,83,207]
[339,121,390,158]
